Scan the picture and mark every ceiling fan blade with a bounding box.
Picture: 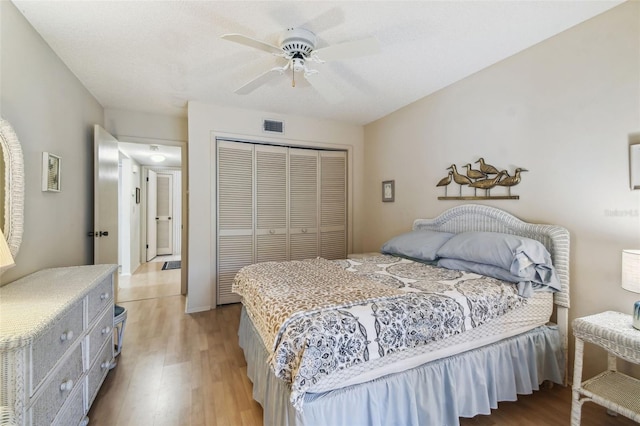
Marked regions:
[221,33,283,55]
[299,7,345,34]
[312,37,380,62]
[304,72,344,104]
[235,68,283,95]
[269,6,344,35]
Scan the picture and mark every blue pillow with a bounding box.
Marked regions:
[437,257,560,297]
[381,230,455,262]
[436,231,557,284]
[437,258,523,282]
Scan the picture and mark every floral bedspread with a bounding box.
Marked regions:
[233,255,525,410]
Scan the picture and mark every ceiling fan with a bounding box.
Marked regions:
[221,28,380,104]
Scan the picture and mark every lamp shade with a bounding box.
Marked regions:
[0,228,15,271]
[622,249,640,294]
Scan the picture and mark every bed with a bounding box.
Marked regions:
[233,204,570,426]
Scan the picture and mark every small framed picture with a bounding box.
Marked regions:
[42,152,61,192]
[631,144,640,190]
[135,187,141,204]
[382,180,395,202]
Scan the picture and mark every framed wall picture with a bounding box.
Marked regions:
[135,187,141,204]
[630,143,640,190]
[382,180,395,202]
[42,152,61,192]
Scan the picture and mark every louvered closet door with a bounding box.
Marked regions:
[289,149,319,261]
[320,151,347,260]
[217,140,253,304]
[255,145,288,263]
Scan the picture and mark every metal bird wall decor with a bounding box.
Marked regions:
[436,158,528,200]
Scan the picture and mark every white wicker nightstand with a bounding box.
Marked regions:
[571,311,640,425]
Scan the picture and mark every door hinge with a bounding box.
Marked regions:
[146,244,149,249]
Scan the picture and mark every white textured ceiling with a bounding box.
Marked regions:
[13,1,623,125]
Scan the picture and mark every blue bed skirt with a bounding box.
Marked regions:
[238,306,565,426]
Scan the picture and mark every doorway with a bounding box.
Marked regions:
[143,168,182,262]
[116,140,185,302]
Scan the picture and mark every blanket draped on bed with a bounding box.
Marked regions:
[233,256,525,410]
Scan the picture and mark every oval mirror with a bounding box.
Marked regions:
[0,118,25,258]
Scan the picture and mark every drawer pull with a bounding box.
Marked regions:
[60,379,74,392]
[302,228,308,233]
[269,229,275,235]
[101,326,112,335]
[100,292,110,300]
[60,330,74,342]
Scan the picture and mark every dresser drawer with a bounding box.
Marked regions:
[88,306,114,365]
[31,301,84,393]
[87,340,112,407]
[87,275,113,326]
[51,377,85,426]
[30,344,83,426]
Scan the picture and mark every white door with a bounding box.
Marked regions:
[156,173,173,255]
[319,151,347,260]
[217,140,253,305]
[255,145,288,263]
[289,148,319,260]
[146,169,157,261]
[94,125,119,266]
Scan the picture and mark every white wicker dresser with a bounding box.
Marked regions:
[571,311,640,425]
[0,264,117,426]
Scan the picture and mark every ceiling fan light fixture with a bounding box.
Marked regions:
[222,25,378,104]
[149,144,165,162]
[292,56,306,72]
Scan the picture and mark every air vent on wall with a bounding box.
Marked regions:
[263,119,284,134]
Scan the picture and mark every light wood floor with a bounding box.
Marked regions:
[117,260,181,303]
[89,296,638,426]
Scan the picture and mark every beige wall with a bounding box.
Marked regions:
[187,101,364,313]
[364,2,640,379]
[0,1,104,284]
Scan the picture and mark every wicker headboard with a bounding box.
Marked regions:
[413,204,570,309]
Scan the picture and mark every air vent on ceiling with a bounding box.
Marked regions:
[263,119,284,134]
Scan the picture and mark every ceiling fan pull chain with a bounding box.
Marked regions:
[292,66,296,88]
